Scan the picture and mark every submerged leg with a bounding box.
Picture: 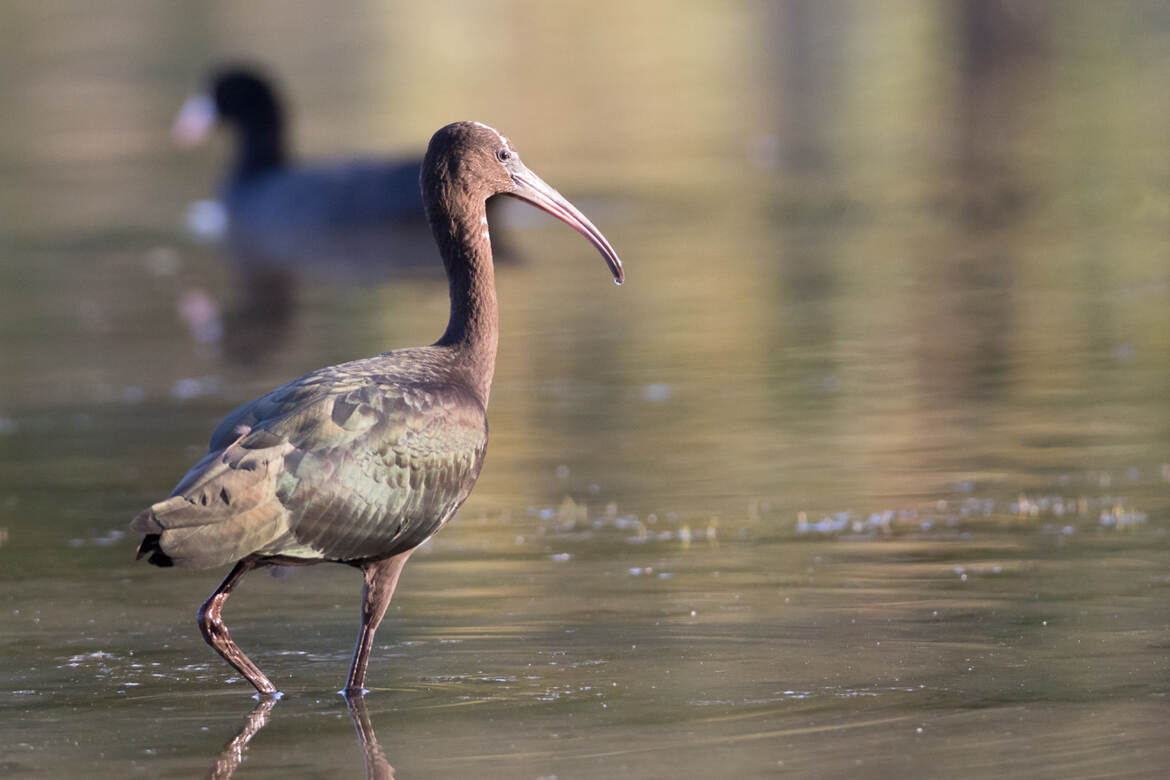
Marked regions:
[197,558,278,696]
[344,551,413,696]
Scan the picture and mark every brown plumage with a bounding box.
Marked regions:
[132,121,624,696]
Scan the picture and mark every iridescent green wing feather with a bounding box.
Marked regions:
[133,354,487,568]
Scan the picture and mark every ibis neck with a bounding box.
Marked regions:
[430,195,499,406]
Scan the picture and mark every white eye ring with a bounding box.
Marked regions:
[496,148,511,162]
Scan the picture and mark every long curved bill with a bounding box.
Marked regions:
[507,166,624,285]
[172,94,217,147]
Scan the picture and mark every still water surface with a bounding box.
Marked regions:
[2,2,1170,777]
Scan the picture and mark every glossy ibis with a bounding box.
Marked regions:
[133,121,624,696]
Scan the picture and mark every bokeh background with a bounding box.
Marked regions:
[2,1,1170,777]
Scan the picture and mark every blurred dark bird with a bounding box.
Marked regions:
[174,65,513,280]
[133,121,624,697]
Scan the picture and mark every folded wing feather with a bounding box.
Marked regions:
[132,363,487,569]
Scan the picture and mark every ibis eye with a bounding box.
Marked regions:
[496,148,511,162]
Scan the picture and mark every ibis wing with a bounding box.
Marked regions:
[130,429,296,568]
[134,367,487,568]
[272,378,488,561]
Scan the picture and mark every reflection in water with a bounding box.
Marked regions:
[767,0,846,419]
[770,0,845,174]
[916,0,1053,408]
[221,263,297,362]
[346,696,395,780]
[207,696,279,780]
[175,262,296,364]
[206,696,394,780]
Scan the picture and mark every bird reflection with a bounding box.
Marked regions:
[346,695,396,780]
[206,694,395,779]
[206,695,278,780]
[220,263,297,363]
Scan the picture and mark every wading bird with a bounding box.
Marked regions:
[132,121,624,696]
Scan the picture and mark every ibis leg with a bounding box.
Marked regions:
[197,558,278,696]
[344,551,413,696]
